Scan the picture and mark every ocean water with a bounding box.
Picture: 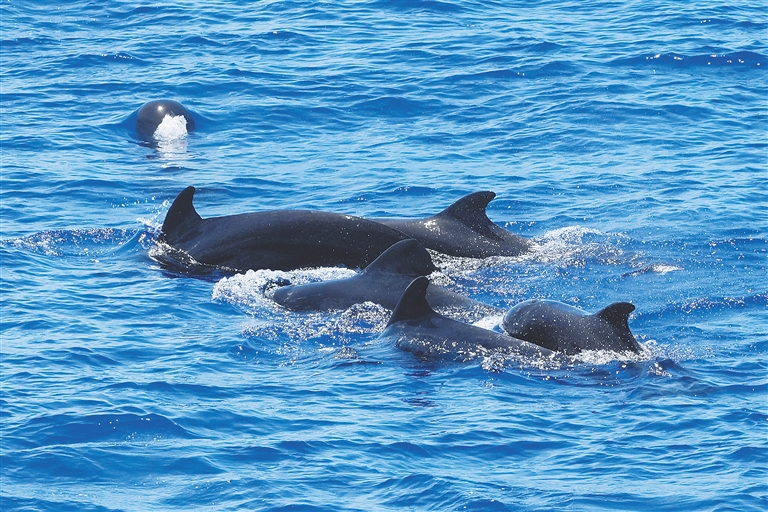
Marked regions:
[1,1,766,510]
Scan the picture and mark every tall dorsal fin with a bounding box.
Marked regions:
[161,186,203,238]
[596,302,635,329]
[386,277,437,326]
[436,191,499,238]
[363,239,437,276]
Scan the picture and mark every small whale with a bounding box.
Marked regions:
[156,186,411,273]
[374,191,533,258]
[502,299,641,355]
[136,100,195,138]
[273,239,500,315]
[379,277,554,361]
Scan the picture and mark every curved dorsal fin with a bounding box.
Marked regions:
[363,239,437,276]
[386,277,437,326]
[161,186,203,238]
[596,302,635,329]
[436,191,499,238]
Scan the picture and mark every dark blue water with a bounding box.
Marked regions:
[1,1,766,510]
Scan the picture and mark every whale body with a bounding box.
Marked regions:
[501,299,641,355]
[157,186,411,273]
[379,277,553,362]
[273,239,500,315]
[374,191,532,258]
[136,100,195,138]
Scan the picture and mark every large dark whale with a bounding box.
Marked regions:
[379,277,554,361]
[273,239,501,315]
[136,100,195,138]
[373,191,532,258]
[501,299,641,355]
[157,186,411,273]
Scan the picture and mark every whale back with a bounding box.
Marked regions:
[386,277,437,326]
[161,186,202,243]
[363,239,437,276]
[435,191,500,240]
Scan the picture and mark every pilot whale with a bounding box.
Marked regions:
[157,186,411,273]
[273,239,501,315]
[136,100,195,138]
[501,299,641,355]
[373,191,532,258]
[379,277,554,361]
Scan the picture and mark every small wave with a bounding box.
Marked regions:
[613,51,767,69]
[240,301,392,345]
[65,52,148,67]
[622,263,683,277]
[375,0,463,13]
[2,228,138,257]
[637,293,768,319]
[180,35,224,47]
[523,60,581,78]
[525,225,629,267]
[15,412,195,448]
[349,95,444,118]
[529,41,564,54]
[261,30,314,43]
[448,60,579,83]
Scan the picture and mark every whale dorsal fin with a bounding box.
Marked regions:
[386,277,436,326]
[436,191,499,239]
[363,240,437,276]
[596,302,635,329]
[162,186,202,238]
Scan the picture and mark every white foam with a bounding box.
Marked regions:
[212,267,357,311]
[153,114,188,140]
[569,346,652,366]
[646,263,683,274]
[526,225,627,266]
[472,313,504,331]
[152,114,189,155]
[426,226,629,278]
[480,349,567,371]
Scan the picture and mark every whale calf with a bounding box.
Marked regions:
[501,299,641,355]
[157,186,411,273]
[273,239,501,315]
[136,100,195,138]
[374,191,532,258]
[379,277,553,361]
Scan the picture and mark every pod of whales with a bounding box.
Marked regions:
[272,239,500,315]
[374,191,532,258]
[502,299,640,355]
[154,185,644,360]
[379,277,554,361]
[136,100,195,138]
[158,186,411,273]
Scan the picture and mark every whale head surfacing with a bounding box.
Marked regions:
[136,100,195,139]
[502,299,640,355]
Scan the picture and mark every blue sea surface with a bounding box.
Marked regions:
[1,1,766,510]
